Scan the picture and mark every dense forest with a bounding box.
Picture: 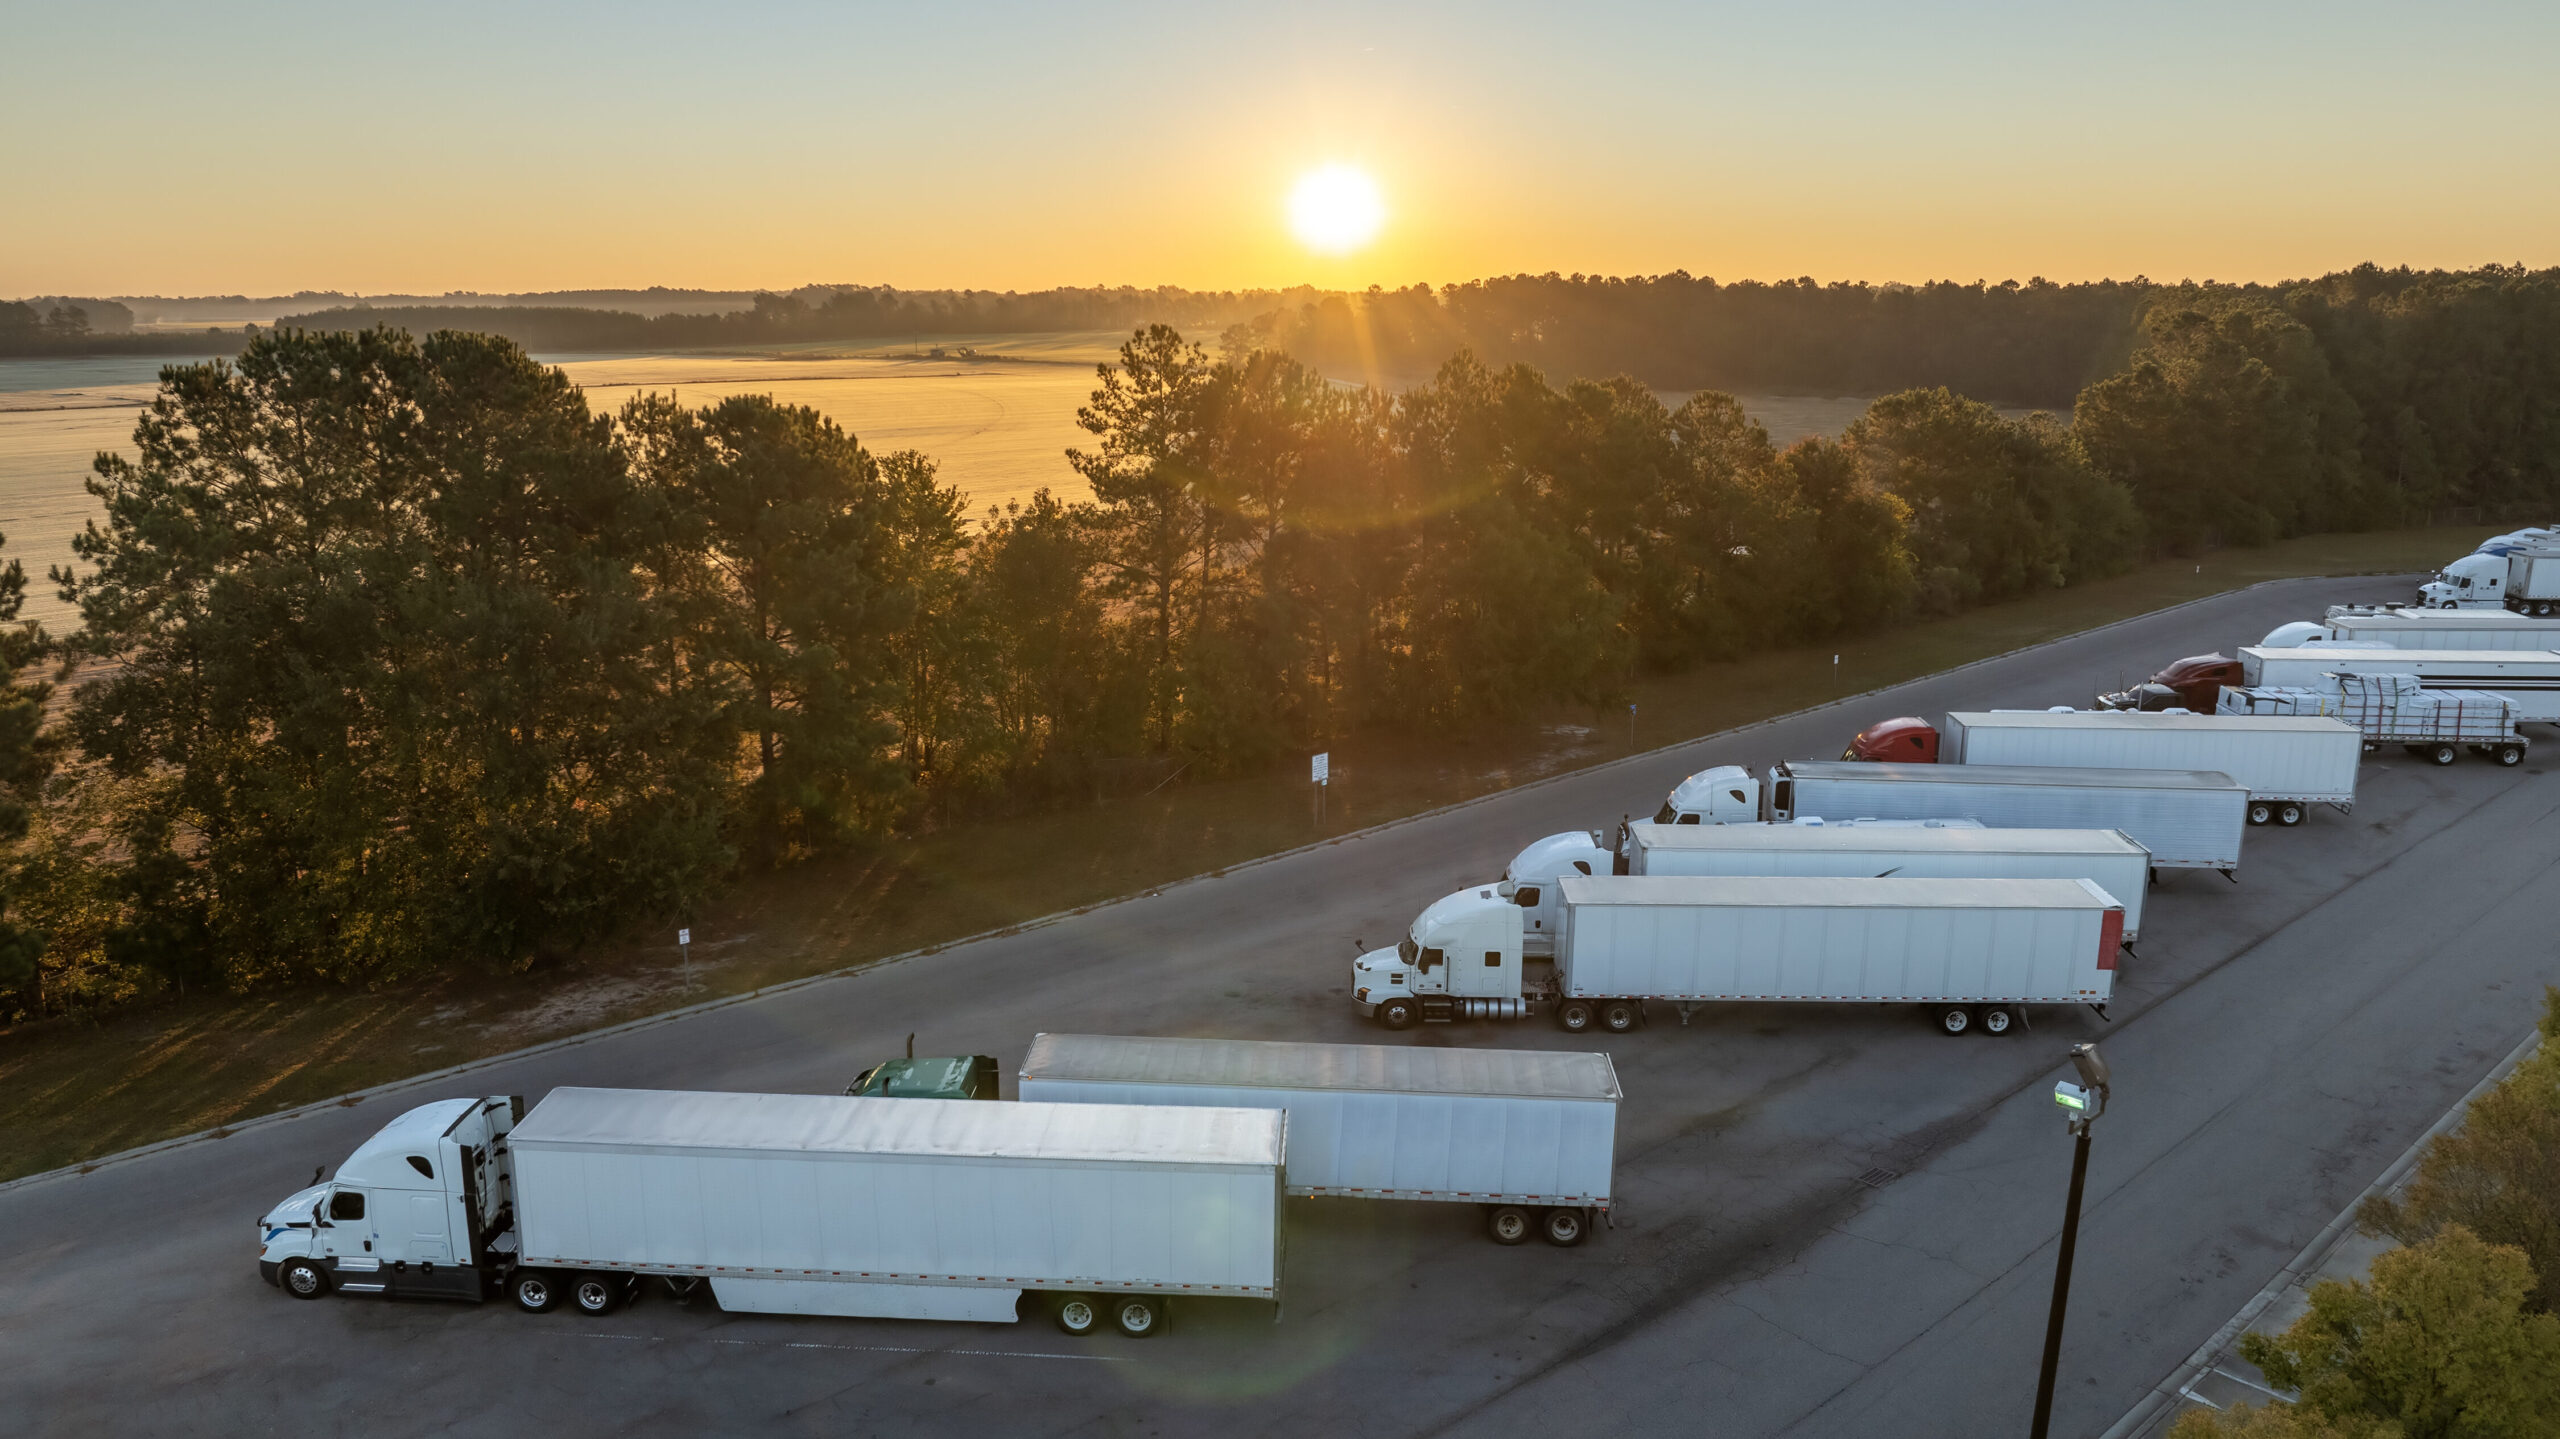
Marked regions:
[0,263,2555,1020]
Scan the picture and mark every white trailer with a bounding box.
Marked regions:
[2237,648,2560,721]
[2277,609,2560,650]
[258,1087,1285,1338]
[2220,674,2527,765]
[2509,549,2560,615]
[1020,1033,1618,1248]
[1352,875,2123,1039]
[1620,821,2152,941]
[1938,710,2361,826]
[1762,761,2249,873]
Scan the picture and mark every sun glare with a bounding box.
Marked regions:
[1287,165,1386,255]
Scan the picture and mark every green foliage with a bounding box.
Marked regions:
[2169,1400,2394,1439]
[2362,990,2560,1314]
[2235,1227,2560,1439]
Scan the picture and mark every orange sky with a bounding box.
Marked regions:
[6,2,2555,297]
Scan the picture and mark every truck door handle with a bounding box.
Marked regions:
[363,1240,372,1252]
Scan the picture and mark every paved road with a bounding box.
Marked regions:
[9,574,2553,1438]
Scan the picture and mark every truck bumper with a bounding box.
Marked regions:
[1354,1000,1378,1019]
[258,1259,280,1288]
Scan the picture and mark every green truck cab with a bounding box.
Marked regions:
[845,1053,1000,1101]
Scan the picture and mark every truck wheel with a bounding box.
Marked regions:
[2276,803,2305,827]
[1540,1207,1589,1248]
[512,1270,561,1314]
[2246,802,2272,826]
[277,1258,330,1300]
[572,1273,623,1316]
[2499,744,2525,766]
[1112,1296,1163,1337]
[1556,1000,1595,1033]
[1980,1005,2014,1036]
[1488,1206,1533,1245]
[1053,1293,1102,1336]
[1377,998,1415,1031]
[1936,1005,1972,1036]
[2430,744,2459,766]
[1600,1000,1640,1033]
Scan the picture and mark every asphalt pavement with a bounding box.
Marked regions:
[8,573,2553,1439]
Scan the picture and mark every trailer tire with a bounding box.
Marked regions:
[2499,744,2525,766]
[1053,1293,1102,1336]
[572,1273,623,1316]
[1600,1000,1640,1033]
[2430,743,2459,766]
[2276,803,2305,827]
[1980,1005,2014,1036]
[277,1258,330,1300]
[1488,1206,1533,1245]
[1540,1207,1589,1247]
[1936,1004,1972,1036]
[1377,998,1415,1031]
[1111,1295,1164,1337]
[1556,1000,1595,1033]
[2247,802,2272,826]
[511,1270,562,1314]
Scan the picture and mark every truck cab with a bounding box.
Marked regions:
[1501,831,1611,956]
[1652,764,1765,825]
[2096,653,2243,712]
[258,1095,518,1303]
[1844,716,1938,761]
[2419,552,2509,609]
[1353,886,1530,1028]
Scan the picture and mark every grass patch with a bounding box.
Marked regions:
[0,525,2478,1182]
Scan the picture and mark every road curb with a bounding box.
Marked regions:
[2097,1022,2547,1439]
[0,571,2414,1198]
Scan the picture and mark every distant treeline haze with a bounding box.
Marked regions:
[0,262,2555,1017]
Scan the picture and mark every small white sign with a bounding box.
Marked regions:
[1311,752,1330,785]
[678,928,691,946]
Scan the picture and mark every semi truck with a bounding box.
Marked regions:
[1615,821,2152,941]
[2508,548,2560,616]
[1020,1033,1619,1248]
[2262,609,2560,651]
[1842,710,2361,826]
[2417,552,2513,609]
[2094,653,2246,712]
[1738,761,2249,873]
[2219,673,2527,765]
[257,1087,1285,1337]
[1351,874,2124,1038]
[2237,647,2560,721]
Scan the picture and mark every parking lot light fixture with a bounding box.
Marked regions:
[2031,1043,2109,1439]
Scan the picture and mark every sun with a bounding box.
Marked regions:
[1287,165,1386,255]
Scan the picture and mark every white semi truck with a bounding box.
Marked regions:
[2237,647,2560,721]
[1616,821,2153,942]
[1352,874,2124,1038]
[1654,761,2248,875]
[257,1087,1285,1337]
[2268,609,2560,650]
[2417,552,2514,609]
[1932,710,2361,827]
[1020,1033,1619,1248]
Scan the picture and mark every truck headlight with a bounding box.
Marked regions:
[1356,987,1369,1002]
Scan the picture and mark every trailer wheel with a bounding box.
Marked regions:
[1980,1005,2014,1036]
[1053,1294,1102,1336]
[1377,998,1416,1031]
[2430,743,2459,766]
[2246,802,2272,826]
[277,1258,330,1300]
[2276,803,2305,827]
[1556,1000,1595,1033]
[1540,1207,1589,1248]
[2499,744,2525,766]
[511,1270,561,1314]
[1112,1296,1163,1337]
[1600,1000,1640,1033]
[1936,1004,1972,1036]
[1488,1206,1533,1245]
[572,1273,623,1316]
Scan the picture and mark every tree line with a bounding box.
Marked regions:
[2,260,2557,1018]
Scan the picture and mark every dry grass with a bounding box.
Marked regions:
[0,524,2480,1181]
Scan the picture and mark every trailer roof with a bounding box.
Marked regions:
[1945,710,2356,736]
[2333,611,2560,628]
[1559,875,2116,909]
[1021,1033,1621,1102]
[1777,761,2244,791]
[1628,822,2146,857]
[509,1087,1284,1169]
[2242,647,2560,664]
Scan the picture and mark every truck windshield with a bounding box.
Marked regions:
[1653,802,1677,823]
[1398,937,1418,964]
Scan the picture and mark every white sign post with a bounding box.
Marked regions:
[1311,752,1330,827]
[678,927,692,988]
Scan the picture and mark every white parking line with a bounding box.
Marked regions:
[555,1329,1129,1363]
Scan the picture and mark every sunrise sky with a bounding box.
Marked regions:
[6,0,2555,297]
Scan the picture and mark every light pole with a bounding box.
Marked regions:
[2030,1042,2111,1439]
